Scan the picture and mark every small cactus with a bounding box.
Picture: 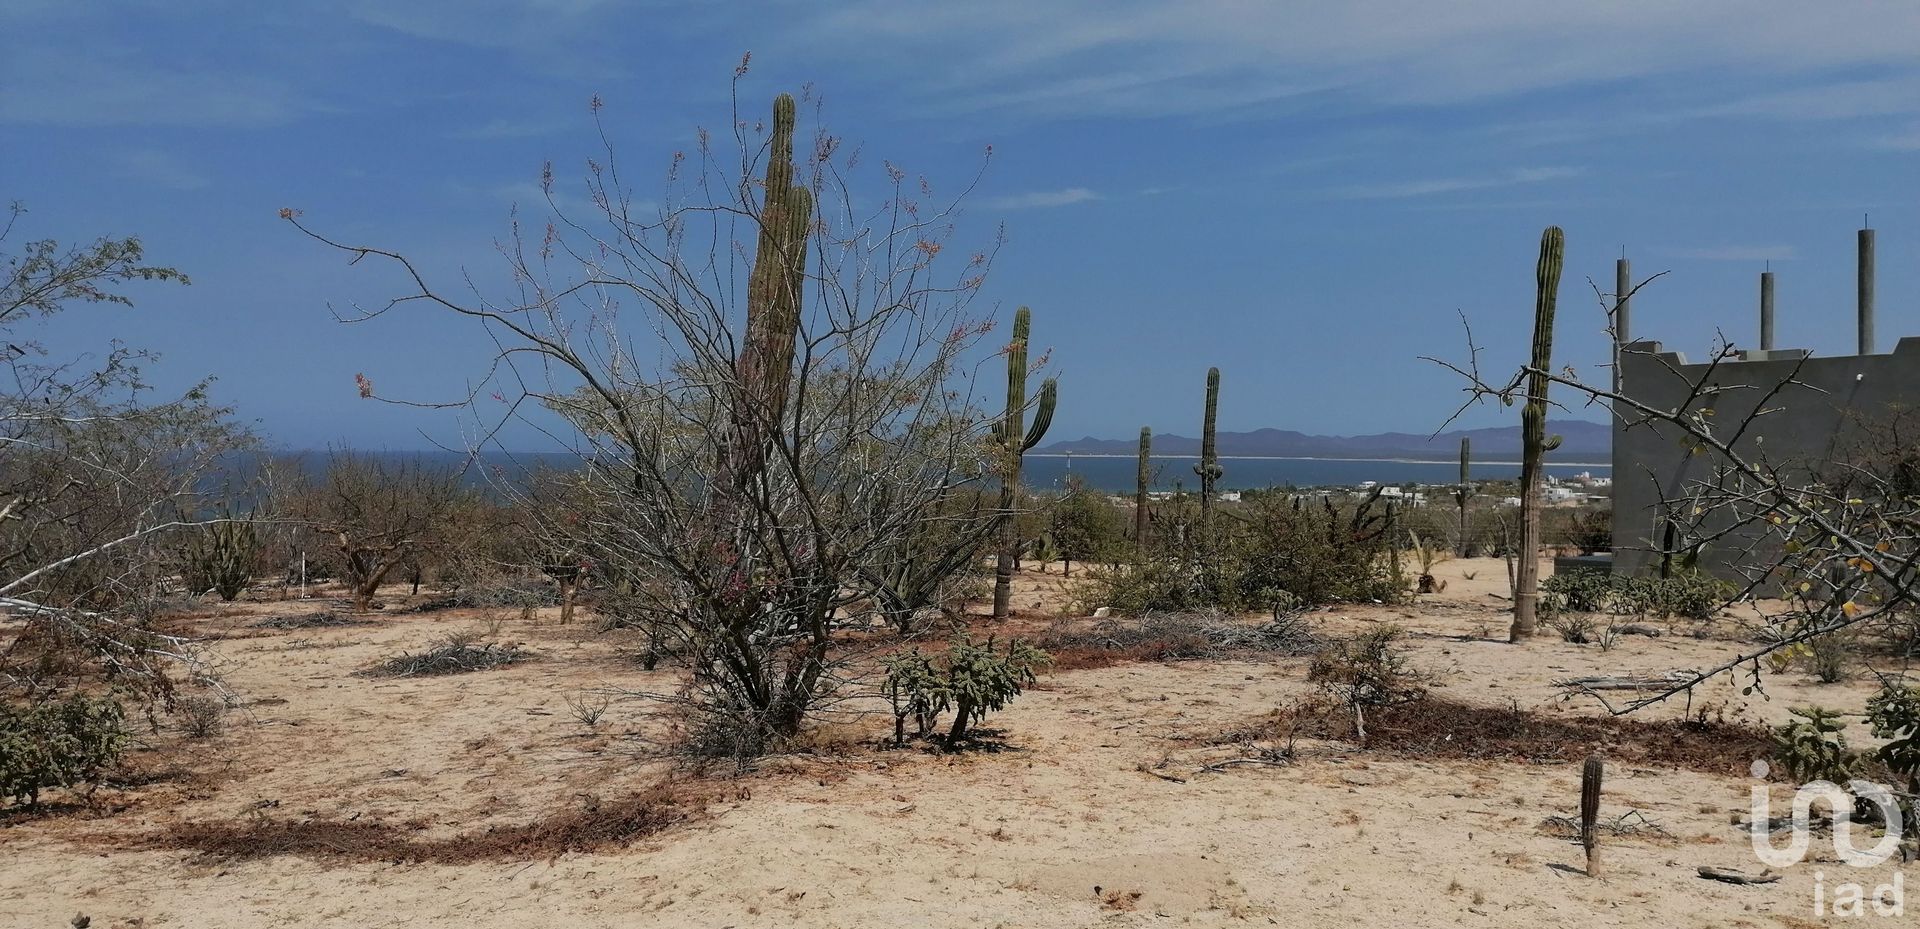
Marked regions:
[1581,753,1604,877]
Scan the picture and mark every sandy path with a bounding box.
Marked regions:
[1,564,1905,928]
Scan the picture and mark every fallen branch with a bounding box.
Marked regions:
[1696,866,1779,885]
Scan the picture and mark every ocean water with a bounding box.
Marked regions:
[260,450,1607,496]
[1023,455,1608,494]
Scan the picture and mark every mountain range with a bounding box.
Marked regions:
[1035,421,1611,463]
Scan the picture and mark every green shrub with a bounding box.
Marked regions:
[1769,706,1854,784]
[1,694,129,807]
[1866,682,1920,784]
[881,635,1050,745]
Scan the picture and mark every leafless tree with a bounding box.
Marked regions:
[283,68,1021,757]
[290,452,472,609]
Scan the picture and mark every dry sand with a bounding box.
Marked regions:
[1,557,1907,928]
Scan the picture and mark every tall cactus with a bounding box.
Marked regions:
[1511,226,1563,642]
[1135,427,1152,548]
[1454,437,1474,556]
[1194,367,1223,547]
[720,92,814,508]
[1581,754,1605,877]
[992,307,1057,619]
[185,513,259,602]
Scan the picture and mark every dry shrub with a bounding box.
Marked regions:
[1230,696,1770,776]
[148,784,688,863]
[1039,611,1317,671]
[364,632,530,677]
[251,612,367,630]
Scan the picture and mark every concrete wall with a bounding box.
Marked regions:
[1611,336,1920,579]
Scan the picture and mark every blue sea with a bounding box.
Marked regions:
[260,450,1607,496]
[1023,454,1608,493]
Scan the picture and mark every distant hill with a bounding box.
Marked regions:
[1035,421,1610,463]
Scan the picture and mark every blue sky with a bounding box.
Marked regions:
[5,1,1918,450]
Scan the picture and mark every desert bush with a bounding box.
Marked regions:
[1081,489,1405,615]
[1563,506,1612,555]
[177,693,227,739]
[366,632,529,677]
[1805,631,1854,683]
[1307,626,1425,735]
[1077,557,1236,615]
[1039,610,1317,669]
[565,692,611,728]
[406,576,557,612]
[881,635,1050,745]
[1541,570,1731,623]
[0,694,128,807]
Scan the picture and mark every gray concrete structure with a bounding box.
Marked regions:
[1611,337,1920,580]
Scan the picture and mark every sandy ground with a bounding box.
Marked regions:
[1,557,1909,928]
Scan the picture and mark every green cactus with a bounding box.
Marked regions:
[185,512,259,602]
[1135,427,1152,547]
[1455,437,1474,556]
[1511,226,1563,642]
[1194,367,1223,546]
[1581,754,1604,876]
[722,92,814,502]
[992,307,1057,619]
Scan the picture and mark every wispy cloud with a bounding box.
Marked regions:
[108,149,211,190]
[0,47,304,128]
[454,117,571,140]
[798,2,1920,119]
[980,187,1102,210]
[1664,245,1799,262]
[1325,166,1584,201]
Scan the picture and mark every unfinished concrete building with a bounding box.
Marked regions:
[1610,228,1911,581]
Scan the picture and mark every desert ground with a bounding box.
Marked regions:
[1,557,1905,928]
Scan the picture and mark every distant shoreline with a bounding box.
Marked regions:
[1029,453,1609,469]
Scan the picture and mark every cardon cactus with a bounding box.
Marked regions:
[1135,427,1152,546]
[992,307,1057,619]
[1581,754,1604,876]
[1455,437,1474,556]
[1194,367,1223,546]
[185,513,259,602]
[1511,226,1563,642]
[720,92,814,506]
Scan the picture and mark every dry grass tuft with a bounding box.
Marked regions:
[1223,696,1771,776]
[146,784,689,863]
[363,632,531,678]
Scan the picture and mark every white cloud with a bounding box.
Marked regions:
[454,117,572,139]
[788,1,1920,120]
[980,188,1101,210]
[0,48,303,127]
[1326,166,1584,201]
